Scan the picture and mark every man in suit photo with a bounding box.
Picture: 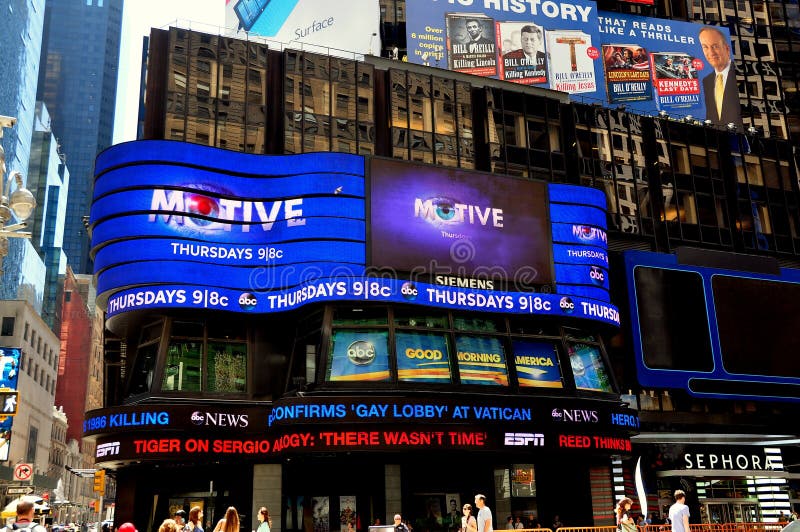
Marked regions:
[502,25,546,69]
[699,26,742,128]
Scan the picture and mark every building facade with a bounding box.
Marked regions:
[37,0,124,274]
[0,300,59,504]
[27,101,70,333]
[0,0,48,308]
[88,10,800,532]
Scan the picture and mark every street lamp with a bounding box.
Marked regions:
[0,115,36,276]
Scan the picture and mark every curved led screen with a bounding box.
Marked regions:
[91,141,618,327]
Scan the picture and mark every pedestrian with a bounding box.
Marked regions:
[475,495,493,532]
[461,504,477,532]
[213,507,240,532]
[158,520,180,532]
[117,524,137,532]
[506,517,514,530]
[513,517,524,530]
[616,498,636,532]
[257,507,271,532]
[551,516,564,530]
[174,510,189,532]
[668,491,689,532]
[188,506,204,532]
[2,501,47,532]
[393,514,409,532]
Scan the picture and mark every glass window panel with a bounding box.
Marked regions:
[207,341,247,393]
[128,343,159,397]
[566,341,612,392]
[396,331,452,383]
[455,335,509,386]
[162,340,202,392]
[512,339,563,388]
[333,307,388,326]
[511,464,537,497]
[327,329,390,382]
[393,309,448,328]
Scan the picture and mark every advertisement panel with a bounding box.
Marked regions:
[406,0,597,92]
[625,250,800,402]
[224,0,381,57]
[0,347,21,460]
[405,1,741,126]
[369,158,552,288]
[455,335,509,386]
[92,142,620,328]
[327,330,390,382]
[512,340,562,388]
[395,332,452,383]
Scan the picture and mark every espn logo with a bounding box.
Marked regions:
[504,432,544,447]
[96,441,121,457]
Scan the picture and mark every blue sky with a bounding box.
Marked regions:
[113,0,224,143]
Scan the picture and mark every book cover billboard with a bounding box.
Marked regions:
[650,52,701,112]
[406,2,739,125]
[497,22,547,85]
[602,44,653,103]
[446,13,498,76]
[547,30,597,93]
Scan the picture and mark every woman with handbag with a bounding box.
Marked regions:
[462,504,477,532]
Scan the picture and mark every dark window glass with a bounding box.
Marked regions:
[713,275,800,378]
[1,317,14,336]
[633,266,714,371]
[128,343,159,397]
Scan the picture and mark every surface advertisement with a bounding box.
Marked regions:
[456,335,509,386]
[406,1,740,126]
[224,0,381,57]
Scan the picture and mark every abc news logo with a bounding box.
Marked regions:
[239,292,257,310]
[96,441,121,457]
[504,432,544,447]
[401,282,418,301]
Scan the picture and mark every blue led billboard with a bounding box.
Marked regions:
[91,141,619,327]
[624,250,800,401]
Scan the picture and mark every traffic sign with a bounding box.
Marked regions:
[7,486,34,495]
[13,463,33,481]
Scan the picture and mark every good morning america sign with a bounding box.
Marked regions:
[91,141,616,325]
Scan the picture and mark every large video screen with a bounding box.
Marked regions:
[369,158,552,288]
[625,250,800,401]
[406,1,741,127]
[92,142,620,328]
[713,275,800,378]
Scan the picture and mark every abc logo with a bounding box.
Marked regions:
[405,348,443,360]
[559,297,575,313]
[347,341,376,365]
[190,411,204,425]
[401,282,418,300]
[589,266,605,286]
[551,408,563,419]
[238,292,258,310]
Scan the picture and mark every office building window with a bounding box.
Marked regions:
[1,317,14,336]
